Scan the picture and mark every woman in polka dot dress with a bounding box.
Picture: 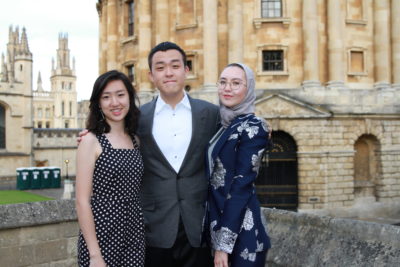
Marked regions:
[76,70,145,266]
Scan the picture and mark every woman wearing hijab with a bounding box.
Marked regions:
[203,63,271,267]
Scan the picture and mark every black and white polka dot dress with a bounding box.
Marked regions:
[78,133,145,266]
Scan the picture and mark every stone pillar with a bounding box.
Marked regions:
[98,1,108,74]
[327,0,345,88]
[155,0,169,44]
[302,0,320,87]
[373,0,391,89]
[228,0,243,63]
[137,0,152,91]
[106,0,118,70]
[203,0,219,89]
[392,0,400,89]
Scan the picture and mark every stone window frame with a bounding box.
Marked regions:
[123,60,137,85]
[257,44,289,76]
[37,107,43,118]
[121,0,138,44]
[347,47,368,76]
[175,0,198,30]
[253,0,291,29]
[185,51,198,80]
[345,0,368,26]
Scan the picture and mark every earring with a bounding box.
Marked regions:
[99,109,105,121]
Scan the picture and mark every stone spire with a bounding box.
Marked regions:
[52,32,73,76]
[19,27,32,56]
[36,72,44,91]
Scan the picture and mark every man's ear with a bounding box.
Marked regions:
[148,70,154,83]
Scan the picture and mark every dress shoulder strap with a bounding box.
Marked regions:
[132,135,140,149]
[96,133,113,150]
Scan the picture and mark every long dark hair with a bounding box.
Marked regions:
[86,70,140,137]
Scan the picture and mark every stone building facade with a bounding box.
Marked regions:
[33,34,78,129]
[0,26,34,181]
[96,0,400,213]
[0,27,80,183]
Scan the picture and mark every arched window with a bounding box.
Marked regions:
[0,105,5,148]
[257,130,298,211]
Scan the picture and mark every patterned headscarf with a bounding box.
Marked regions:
[219,63,256,128]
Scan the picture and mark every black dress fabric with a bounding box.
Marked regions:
[78,133,145,266]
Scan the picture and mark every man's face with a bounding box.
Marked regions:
[148,49,189,99]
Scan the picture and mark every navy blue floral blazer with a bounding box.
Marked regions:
[203,113,271,261]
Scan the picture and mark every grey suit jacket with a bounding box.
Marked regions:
[137,95,219,248]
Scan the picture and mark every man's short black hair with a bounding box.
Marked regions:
[148,41,187,70]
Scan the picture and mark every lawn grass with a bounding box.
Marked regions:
[0,190,53,205]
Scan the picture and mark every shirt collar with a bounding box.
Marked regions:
[155,92,191,114]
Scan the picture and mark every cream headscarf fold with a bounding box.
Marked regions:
[219,63,256,128]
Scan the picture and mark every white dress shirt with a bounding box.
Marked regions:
[152,93,192,173]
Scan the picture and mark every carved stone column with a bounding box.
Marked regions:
[155,0,169,44]
[392,0,400,89]
[228,0,243,63]
[106,0,118,70]
[327,0,345,88]
[98,1,108,74]
[302,0,320,87]
[373,0,391,89]
[203,0,219,89]
[138,0,152,91]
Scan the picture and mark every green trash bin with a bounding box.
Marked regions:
[50,167,61,188]
[30,167,42,189]
[16,167,31,190]
[41,167,52,188]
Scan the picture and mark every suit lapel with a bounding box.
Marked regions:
[141,97,177,174]
[178,97,206,173]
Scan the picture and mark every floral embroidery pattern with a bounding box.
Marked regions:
[256,240,264,252]
[236,120,249,133]
[211,157,225,190]
[245,126,259,139]
[236,119,260,139]
[242,208,254,231]
[259,117,269,133]
[210,221,238,253]
[228,133,238,140]
[240,248,256,262]
[251,148,265,173]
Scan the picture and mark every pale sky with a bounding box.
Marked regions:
[0,0,99,100]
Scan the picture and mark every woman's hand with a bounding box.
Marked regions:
[76,129,89,146]
[214,250,228,267]
[89,254,107,267]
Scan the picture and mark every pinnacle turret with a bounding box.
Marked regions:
[36,72,44,91]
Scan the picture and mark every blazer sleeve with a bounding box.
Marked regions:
[214,118,268,253]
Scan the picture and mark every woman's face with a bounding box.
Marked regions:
[217,66,247,108]
[99,80,130,123]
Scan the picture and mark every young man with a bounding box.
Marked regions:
[138,42,219,267]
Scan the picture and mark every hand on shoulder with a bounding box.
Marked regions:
[76,129,89,146]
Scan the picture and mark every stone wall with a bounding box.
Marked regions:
[33,128,80,179]
[264,208,400,266]
[1,200,399,266]
[0,200,78,266]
